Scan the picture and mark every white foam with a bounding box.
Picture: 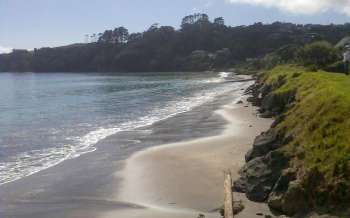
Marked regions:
[219,71,233,79]
[201,72,235,84]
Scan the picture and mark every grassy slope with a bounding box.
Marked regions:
[262,65,350,208]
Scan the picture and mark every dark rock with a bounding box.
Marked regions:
[245,130,279,162]
[235,156,272,201]
[268,169,296,212]
[268,179,308,216]
[237,100,244,104]
[234,150,289,202]
[260,84,272,98]
[281,181,308,215]
[260,88,296,116]
[233,177,247,193]
[247,96,256,103]
[245,149,254,163]
[267,189,284,210]
[260,111,275,118]
[267,150,289,174]
[261,94,280,113]
[245,83,263,106]
[272,169,297,193]
[244,84,256,95]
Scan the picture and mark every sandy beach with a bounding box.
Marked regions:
[100,97,274,218]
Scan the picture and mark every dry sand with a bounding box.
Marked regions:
[99,98,274,218]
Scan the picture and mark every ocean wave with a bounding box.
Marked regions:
[201,72,234,84]
[219,71,233,79]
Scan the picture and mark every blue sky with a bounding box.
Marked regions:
[0,0,349,52]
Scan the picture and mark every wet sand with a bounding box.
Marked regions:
[100,98,274,218]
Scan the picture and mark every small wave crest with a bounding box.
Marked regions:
[201,71,234,84]
[219,72,233,79]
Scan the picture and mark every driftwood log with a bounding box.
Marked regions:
[224,171,234,218]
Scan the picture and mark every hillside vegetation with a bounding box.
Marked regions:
[252,65,350,216]
[1,14,350,72]
[264,66,350,185]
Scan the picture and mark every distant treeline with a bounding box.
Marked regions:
[1,14,350,72]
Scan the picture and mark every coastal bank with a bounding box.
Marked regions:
[234,65,350,217]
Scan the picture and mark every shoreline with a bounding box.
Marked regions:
[0,80,277,218]
[0,72,246,187]
[100,96,275,218]
[0,81,242,218]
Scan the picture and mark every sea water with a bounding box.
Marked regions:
[0,71,246,185]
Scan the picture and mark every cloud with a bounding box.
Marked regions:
[226,0,350,16]
[192,0,214,12]
[0,45,12,54]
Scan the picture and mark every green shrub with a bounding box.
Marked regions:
[258,45,300,70]
[275,44,300,63]
[297,41,340,70]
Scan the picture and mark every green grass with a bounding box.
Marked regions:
[262,65,350,206]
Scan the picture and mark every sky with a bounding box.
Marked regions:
[1,0,350,52]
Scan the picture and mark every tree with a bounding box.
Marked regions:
[115,27,129,43]
[128,33,143,43]
[90,34,97,43]
[98,27,129,44]
[214,17,225,26]
[148,23,159,32]
[98,30,113,43]
[181,13,209,29]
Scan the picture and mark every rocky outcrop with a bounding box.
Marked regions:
[246,74,295,119]
[245,130,280,162]
[245,82,263,107]
[234,76,303,216]
[236,67,349,217]
[268,170,308,216]
[233,150,289,202]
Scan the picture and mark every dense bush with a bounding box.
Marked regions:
[275,44,300,63]
[254,44,300,70]
[297,41,340,70]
